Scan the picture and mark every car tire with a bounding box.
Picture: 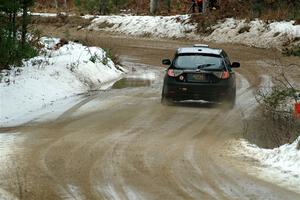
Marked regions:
[225,90,236,109]
[229,96,236,109]
[161,87,172,106]
[161,95,172,106]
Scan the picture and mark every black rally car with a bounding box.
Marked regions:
[161,44,240,107]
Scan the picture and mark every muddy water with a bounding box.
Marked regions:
[112,78,152,89]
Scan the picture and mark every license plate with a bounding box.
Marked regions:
[192,74,205,80]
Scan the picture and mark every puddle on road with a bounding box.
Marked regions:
[112,78,152,89]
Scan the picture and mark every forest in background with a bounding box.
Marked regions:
[0,0,39,70]
[1,0,299,70]
[33,0,300,21]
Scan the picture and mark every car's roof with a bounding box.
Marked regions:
[176,46,223,55]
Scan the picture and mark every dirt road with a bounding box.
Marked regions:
[1,31,300,200]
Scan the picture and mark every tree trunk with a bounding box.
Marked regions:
[21,1,28,48]
[54,0,58,8]
[12,12,16,42]
[64,0,67,9]
[166,0,171,13]
[8,12,12,39]
[99,0,107,15]
[150,0,159,15]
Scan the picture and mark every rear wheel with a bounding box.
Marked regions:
[225,90,236,109]
[161,87,172,106]
[161,95,172,106]
[229,95,236,109]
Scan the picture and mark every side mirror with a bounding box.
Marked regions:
[162,59,171,65]
[231,62,240,68]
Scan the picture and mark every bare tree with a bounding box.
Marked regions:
[99,0,108,14]
[54,0,58,8]
[150,0,159,15]
[63,0,67,8]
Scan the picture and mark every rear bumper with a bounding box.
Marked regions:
[163,79,234,101]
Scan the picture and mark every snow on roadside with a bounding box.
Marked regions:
[204,18,300,49]
[87,15,196,38]
[29,12,300,48]
[30,12,300,48]
[30,12,58,17]
[86,15,300,49]
[230,136,300,193]
[29,12,76,17]
[0,38,123,127]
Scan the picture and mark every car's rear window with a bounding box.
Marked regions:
[174,54,224,70]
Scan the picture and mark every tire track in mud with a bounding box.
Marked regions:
[68,89,220,200]
[90,105,193,200]
[86,90,229,200]
[0,68,280,199]
[88,71,255,199]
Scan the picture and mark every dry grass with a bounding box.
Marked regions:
[283,44,300,57]
[243,62,300,148]
[190,14,219,35]
[31,15,91,29]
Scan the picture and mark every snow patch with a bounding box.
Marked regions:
[28,13,300,48]
[232,136,300,193]
[87,15,196,38]
[204,18,300,49]
[0,38,123,127]
[30,12,76,17]
[87,15,300,49]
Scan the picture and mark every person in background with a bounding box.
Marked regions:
[189,0,197,13]
[197,0,203,13]
[188,0,205,14]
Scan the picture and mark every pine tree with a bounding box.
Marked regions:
[0,0,36,70]
[20,0,34,48]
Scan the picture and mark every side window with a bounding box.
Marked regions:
[222,51,232,71]
[225,57,231,68]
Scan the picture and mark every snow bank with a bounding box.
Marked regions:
[29,12,76,17]
[87,15,300,49]
[29,13,300,48]
[30,12,58,17]
[87,15,196,38]
[28,13,300,48]
[232,136,300,193]
[205,18,300,49]
[0,38,123,127]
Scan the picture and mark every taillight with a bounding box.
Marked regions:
[221,71,230,79]
[167,69,175,77]
[167,69,183,77]
[212,71,230,79]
